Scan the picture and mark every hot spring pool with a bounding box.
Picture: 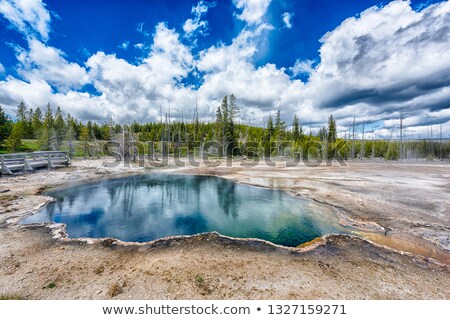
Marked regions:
[21,174,348,247]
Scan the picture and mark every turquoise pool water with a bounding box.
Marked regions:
[21,174,346,246]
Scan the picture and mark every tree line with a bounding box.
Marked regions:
[0,97,449,160]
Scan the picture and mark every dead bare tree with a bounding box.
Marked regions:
[361,122,365,160]
[90,127,100,159]
[371,125,375,159]
[351,116,356,160]
[440,123,443,161]
[399,108,403,160]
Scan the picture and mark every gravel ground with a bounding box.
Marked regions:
[0,159,449,299]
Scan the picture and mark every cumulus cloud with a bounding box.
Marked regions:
[0,0,51,41]
[144,23,194,82]
[197,23,283,121]
[290,59,315,76]
[183,0,216,36]
[0,76,53,108]
[0,0,449,138]
[301,0,450,130]
[233,0,271,26]
[281,12,293,29]
[0,22,196,121]
[82,23,195,121]
[16,39,89,91]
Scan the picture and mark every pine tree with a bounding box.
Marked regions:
[6,122,24,152]
[87,121,93,138]
[220,96,229,155]
[327,114,337,143]
[32,107,43,138]
[318,126,327,140]
[26,108,34,138]
[43,103,54,129]
[38,104,54,150]
[49,127,58,151]
[274,109,286,141]
[80,126,90,158]
[108,117,114,142]
[65,113,77,137]
[225,94,239,156]
[54,106,66,149]
[221,96,228,123]
[215,105,223,143]
[292,114,302,141]
[66,121,76,158]
[266,115,274,141]
[263,116,275,157]
[16,101,27,123]
[16,102,31,138]
[194,99,200,141]
[0,106,12,144]
[325,115,337,159]
[229,94,239,123]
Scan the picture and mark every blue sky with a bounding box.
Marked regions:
[0,0,449,137]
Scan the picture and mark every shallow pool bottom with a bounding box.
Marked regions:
[21,174,348,247]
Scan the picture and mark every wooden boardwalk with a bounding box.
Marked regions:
[0,151,70,175]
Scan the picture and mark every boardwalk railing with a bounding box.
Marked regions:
[0,151,70,175]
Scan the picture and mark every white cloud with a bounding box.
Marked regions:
[183,0,216,36]
[118,41,129,50]
[144,23,194,82]
[196,23,283,123]
[183,19,203,34]
[281,12,293,29]
[299,0,450,129]
[0,0,51,41]
[290,59,315,76]
[0,0,449,137]
[233,0,271,25]
[134,43,144,50]
[0,77,53,112]
[17,39,89,91]
[80,23,195,121]
[136,22,149,37]
[0,62,4,74]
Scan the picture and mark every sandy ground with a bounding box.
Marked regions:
[0,158,449,299]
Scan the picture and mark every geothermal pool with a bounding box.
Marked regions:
[21,174,347,246]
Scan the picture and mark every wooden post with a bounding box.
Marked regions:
[1,156,13,175]
[24,156,33,171]
[47,152,54,169]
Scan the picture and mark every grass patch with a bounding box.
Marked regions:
[43,281,56,289]
[194,274,213,295]
[194,275,205,286]
[20,139,40,152]
[0,194,18,202]
[0,293,24,300]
